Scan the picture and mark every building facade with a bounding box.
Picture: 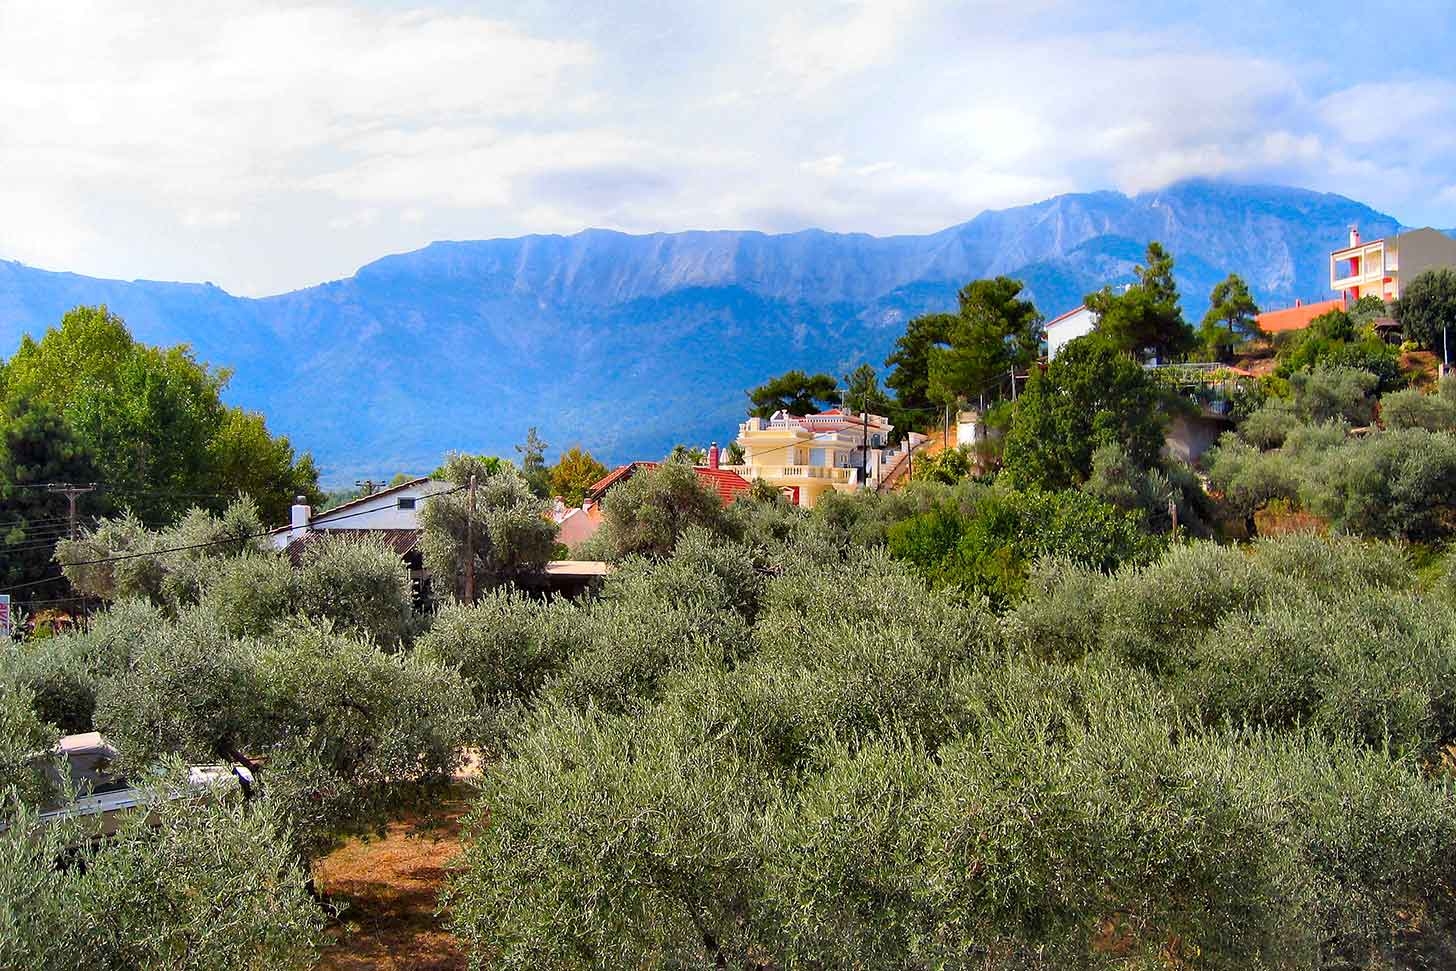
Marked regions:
[728,409,919,507]
[1330,226,1456,302]
[1044,305,1098,360]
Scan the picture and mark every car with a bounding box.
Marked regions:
[9,732,256,840]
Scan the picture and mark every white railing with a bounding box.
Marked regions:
[755,465,856,483]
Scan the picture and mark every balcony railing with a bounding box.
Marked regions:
[755,465,857,484]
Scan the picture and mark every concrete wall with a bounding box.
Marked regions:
[1396,228,1456,295]
[1046,306,1097,360]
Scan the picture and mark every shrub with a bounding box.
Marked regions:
[1302,428,1456,540]
[1289,366,1379,425]
[0,780,324,970]
[414,590,580,746]
[444,704,774,970]
[888,487,1157,607]
[598,462,737,559]
[0,599,164,733]
[1381,386,1456,431]
[296,532,413,646]
[0,682,58,805]
[202,551,299,636]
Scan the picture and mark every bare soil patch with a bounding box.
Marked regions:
[313,788,473,971]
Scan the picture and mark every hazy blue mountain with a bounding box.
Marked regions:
[0,179,1421,484]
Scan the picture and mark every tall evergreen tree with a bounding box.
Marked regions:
[1085,242,1195,361]
[0,400,109,601]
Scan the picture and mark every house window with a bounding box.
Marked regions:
[397,497,417,510]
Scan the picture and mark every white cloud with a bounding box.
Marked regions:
[0,1,1453,293]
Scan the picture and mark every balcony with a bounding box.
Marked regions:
[754,465,857,485]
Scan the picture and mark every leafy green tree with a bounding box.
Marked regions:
[1276,307,1403,393]
[747,369,839,417]
[515,427,551,498]
[205,408,321,525]
[1,306,320,524]
[1085,242,1196,360]
[599,462,736,558]
[1395,268,1456,355]
[0,400,108,600]
[1198,273,1261,359]
[724,441,746,465]
[885,313,954,418]
[887,488,1156,606]
[419,453,556,600]
[1002,335,1167,490]
[549,447,608,506]
[927,277,1043,405]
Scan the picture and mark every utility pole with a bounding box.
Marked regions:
[47,482,96,540]
[860,407,868,490]
[355,479,380,497]
[463,474,477,604]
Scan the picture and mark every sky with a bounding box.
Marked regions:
[2,0,1454,296]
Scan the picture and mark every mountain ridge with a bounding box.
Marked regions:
[0,179,1434,484]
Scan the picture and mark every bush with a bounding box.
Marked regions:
[1178,590,1456,754]
[1381,386,1456,431]
[414,590,581,746]
[598,462,737,559]
[202,551,299,636]
[0,682,58,805]
[0,600,163,733]
[888,487,1158,607]
[1289,366,1379,425]
[0,779,324,970]
[1302,428,1456,540]
[296,532,413,646]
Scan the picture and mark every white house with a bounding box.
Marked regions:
[1044,305,1098,360]
[269,476,454,552]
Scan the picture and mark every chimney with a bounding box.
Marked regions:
[1349,225,1360,248]
[289,496,311,540]
[708,442,720,470]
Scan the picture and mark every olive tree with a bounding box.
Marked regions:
[0,780,324,971]
[419,454,556,600]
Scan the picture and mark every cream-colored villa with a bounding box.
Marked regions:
[726,408,923,507]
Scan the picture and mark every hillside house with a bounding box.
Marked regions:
[269,476,454,605]
[726,409,924,507]
[1044,305,1098,360]
[1331,225,1456,302]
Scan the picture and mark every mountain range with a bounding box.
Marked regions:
[0,179,1436,483]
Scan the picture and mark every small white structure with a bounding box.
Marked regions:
[1044,305,1098,361]
[270,476,454,551]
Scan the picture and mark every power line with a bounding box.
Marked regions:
[0,483,465,596]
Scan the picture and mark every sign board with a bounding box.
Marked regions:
[0,594,10,638]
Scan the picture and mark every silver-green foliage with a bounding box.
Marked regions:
[0,779,323,971]
[419,461,556,598]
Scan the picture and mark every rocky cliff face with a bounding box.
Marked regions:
[0,180,1416,481]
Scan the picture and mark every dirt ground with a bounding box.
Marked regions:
[312,788,473,971]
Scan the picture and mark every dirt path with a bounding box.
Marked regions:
[312,788,473,971]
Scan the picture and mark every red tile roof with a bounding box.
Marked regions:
[1257,298,1346,335]
[585,462,751,506]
